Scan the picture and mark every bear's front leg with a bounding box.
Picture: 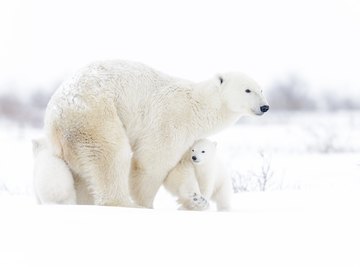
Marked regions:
[130,158,169,208]
[130,141,194,208]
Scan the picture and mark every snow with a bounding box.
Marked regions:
[1,192,359,267]
[0,111,360,267]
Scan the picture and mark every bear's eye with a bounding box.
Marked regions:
[192,149,194,152]
[245,89,251,93]
[201,151,205,153]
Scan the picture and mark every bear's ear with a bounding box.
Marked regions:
[217,74,224,85]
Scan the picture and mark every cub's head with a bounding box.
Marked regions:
[190,139,217,165]
[217,72,269,116]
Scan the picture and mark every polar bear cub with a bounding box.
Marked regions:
[164,139,232,211]
[32,138,77,204]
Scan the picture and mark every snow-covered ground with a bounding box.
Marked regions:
[1,111,359,266]
[1,192,359,267]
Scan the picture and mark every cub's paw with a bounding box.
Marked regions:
[183,193,209,211]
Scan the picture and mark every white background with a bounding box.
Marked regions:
[1,0,360,95]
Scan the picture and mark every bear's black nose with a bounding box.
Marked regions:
[260,105,269,113]
[192,156,197,161]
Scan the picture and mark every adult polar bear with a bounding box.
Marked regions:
[44,60,269,208]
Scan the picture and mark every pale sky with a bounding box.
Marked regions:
[1,0,359,96]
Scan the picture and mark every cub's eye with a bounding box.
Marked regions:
[245,89,251,93]
[192,149,194,152]
[201,151,205,153]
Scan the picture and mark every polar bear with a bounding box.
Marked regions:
[32,138,77,204]
[44,60,268,208]
[164,139,231,211]
[163,147,208,211]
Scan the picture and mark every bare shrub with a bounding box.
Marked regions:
[0,93,28,125]
[322,91,360,111]
[30,89,53,110]
[306,126,351,153]
[0,89,53,128]
[28,89,53,127]
[232,152,277,192]
[254,151,274,191]
[232,171,252,193]
[0,182,10,195]
[268,75,316,111]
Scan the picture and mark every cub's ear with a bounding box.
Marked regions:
[216,74,224,85]
[32,138,46,155]
[32,139,40,154]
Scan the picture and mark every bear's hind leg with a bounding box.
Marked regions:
[62,109,135,207]
[86,130,134,207]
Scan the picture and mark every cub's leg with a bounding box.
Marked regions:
[212,179,232,211]
[179,193,209,211]
[164,161,209,211]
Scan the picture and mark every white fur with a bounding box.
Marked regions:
[44,60,268,208]
[163,152,209,211]
[164,139,232,211]
[32,138,77,204]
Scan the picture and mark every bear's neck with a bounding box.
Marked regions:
[189,81,240,139]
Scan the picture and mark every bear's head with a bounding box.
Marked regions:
[217,72,269,116]
[190,139,217,165]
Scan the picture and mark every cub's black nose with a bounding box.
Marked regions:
[192,156,197,161]
[260,105,269,113]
